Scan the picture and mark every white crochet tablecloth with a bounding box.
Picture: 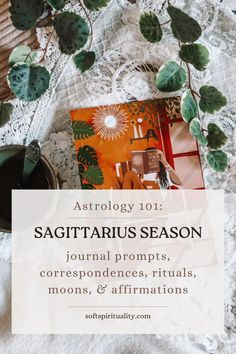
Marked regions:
[0,0,236,353]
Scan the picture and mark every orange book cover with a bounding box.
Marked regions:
[70,98,205,190]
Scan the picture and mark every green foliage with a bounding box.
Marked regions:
[73,51,96,73]
[199,86,227,114]
[81,184,96,189]
[189,118,207,145]
[72,120,95,139]
[181,89,197,122]
[0,102,13,128]
[167,6,202,43]
[207,123,228,149]
[54,12,90,54]
[206,150,228,172]
[179,44,209,71]
[78,163,85,179]
[77,145,98,166]
[7,63,50,102]
[46,0,66,10]
[139,12,163,43]
[84,0,110,11]
[83,166,104,185]
[156,60,187,92]
[9,46,38,67]
[9,0,44,30]
[6,0,229,173]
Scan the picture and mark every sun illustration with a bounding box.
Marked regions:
[92,106,128,140]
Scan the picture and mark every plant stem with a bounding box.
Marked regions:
[160,19,171,26]
[78,0,94,51]
[185,62,200,100]
[36,5,53,28]
[186,62,191,88]
[40,29,55,63]
[36,16,53,28]
[24,51,33,63]
[191,89,201,99]
[176,38,202,119]
[184,62,202,120]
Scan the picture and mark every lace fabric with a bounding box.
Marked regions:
[0,0,236,351]
[0,0,236,145]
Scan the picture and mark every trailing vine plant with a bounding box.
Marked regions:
[0,0,229,173]
[0,0,110,125]
[139,3,228,172]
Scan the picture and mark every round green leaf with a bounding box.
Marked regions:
[207,123,228,149]
[46,0,66,10]
[72,120,95,139]
[206,150,228,172]
[199,86,227,114]
[139,12,163,43]
[0,102,13,128]
[77,145,98,166]
[156,60,187,92]
[83,166,104,185]
[8,63,50,102]
[84,0,110,11]
[54,12,90,55]
[167,6,202,43]
[9,0,44,30]
[189,118,207,145]
[179,44,209,71]
[181,89,197,122]
[9,46,38,67]
[73,51,96,73]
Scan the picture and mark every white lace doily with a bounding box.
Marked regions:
[0,0,236,352]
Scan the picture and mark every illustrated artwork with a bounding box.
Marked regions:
[71,98,205,190]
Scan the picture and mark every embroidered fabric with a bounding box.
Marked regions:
[0,0,236,351]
